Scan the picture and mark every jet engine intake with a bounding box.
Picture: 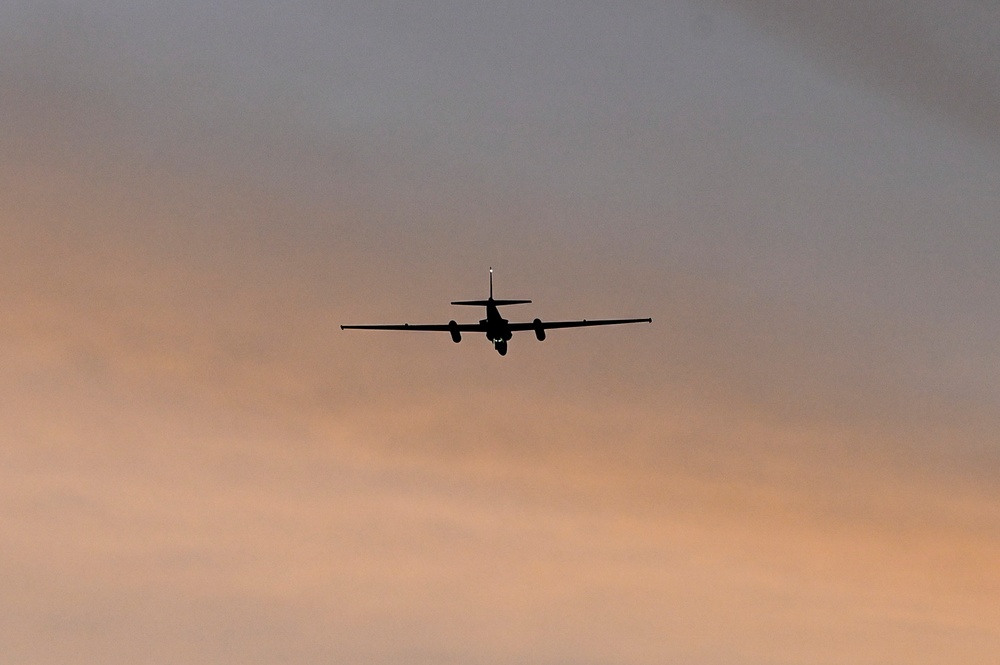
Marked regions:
[532,318,546,341]
[448,320,461,343]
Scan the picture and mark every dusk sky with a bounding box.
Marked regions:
[2,2,999,663]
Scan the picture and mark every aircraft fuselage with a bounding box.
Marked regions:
[482,302,512,354]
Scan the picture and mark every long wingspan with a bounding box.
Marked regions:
[340,323,485,332]
[508,318,651,331]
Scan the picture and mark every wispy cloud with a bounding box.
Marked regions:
[714,0,1000,145]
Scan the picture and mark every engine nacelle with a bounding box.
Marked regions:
[533,318,546,341]
[449,320,461,343]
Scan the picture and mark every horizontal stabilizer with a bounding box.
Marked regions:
[451,299,532,307]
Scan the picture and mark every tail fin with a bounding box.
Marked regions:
[451,267,531,306]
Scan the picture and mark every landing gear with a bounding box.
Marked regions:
[487,327,512,356]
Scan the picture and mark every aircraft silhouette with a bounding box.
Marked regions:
[341,268,651,355]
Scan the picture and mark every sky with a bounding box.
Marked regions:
[1,1,999,663]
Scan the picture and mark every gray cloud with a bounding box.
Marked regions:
[714,0,1000,146]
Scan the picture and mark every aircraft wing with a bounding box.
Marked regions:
[341,323,485,332]
[508,317,652,331]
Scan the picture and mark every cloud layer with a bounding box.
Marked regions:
[2,2,998,663]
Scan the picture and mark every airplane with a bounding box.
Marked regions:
[341,268,651,356]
